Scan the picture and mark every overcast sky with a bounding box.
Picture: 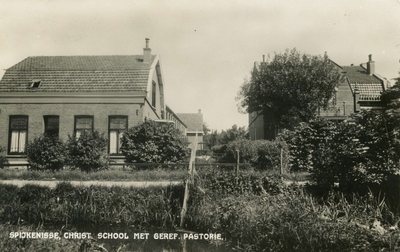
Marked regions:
[0,0,399,131]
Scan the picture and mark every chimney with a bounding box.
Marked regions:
[198,109,201,114]
[143,38,152,63]
[367,54,375,75]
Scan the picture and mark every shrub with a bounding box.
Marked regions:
[282,112,400,194]
[65,131,109,172]
[216,138,288,171]
[0,146,7,169]
[26,134,67,171]
[120,120,189,163]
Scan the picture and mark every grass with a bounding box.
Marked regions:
[1,174,400,251]
[0,164,308,182]
[0,167,188,181]
[187,184,400,251]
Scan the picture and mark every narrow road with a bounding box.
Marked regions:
[0,180,182,188]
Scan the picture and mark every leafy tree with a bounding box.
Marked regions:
[203,122,211,136]
[26,134,67,171]
[65,131,109,172]
[204,130,220,151]
[219,124,248,145]
[237,48,342,129]
[120,120,189,163]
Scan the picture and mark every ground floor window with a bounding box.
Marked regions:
[9,116,28,154]
[44,115,60,137]
[75,116,93,138]
[109,116,127,154]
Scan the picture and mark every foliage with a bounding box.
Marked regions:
[282,109,400,193]
[237,48,342,129]
[204,124,248,152]
[214,138,288,171]
[218,124,248,145]
[381,76,400,108]
[201,172,284,196]
[120,120,189,163]
[0,146,7,169]
[187,181,400,252]
[0,183,184,229]
[65,131,109,172]
[2,174,400,251]
[26,134,67,171]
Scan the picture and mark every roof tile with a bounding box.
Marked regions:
[0,55,156,93]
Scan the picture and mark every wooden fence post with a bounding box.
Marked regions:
[236,149,239,185]
[180,135,198,228]
[280,148,283,181]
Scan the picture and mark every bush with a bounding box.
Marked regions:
[0,146,7,169]
[120,120,189,163]
[26,134,67,171]
[281,112,400,194]
[65,131,109,172]
[216,138,288,171]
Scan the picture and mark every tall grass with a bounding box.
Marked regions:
[0,168,188,181]
[1,174,399,251]
[185,175,400,252]
[0,166,308,182]
[0,183,185,229]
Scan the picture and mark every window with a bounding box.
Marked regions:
[44,116,59,137]
[74,116,93,138]
[29,80,41,88]
[109,116,127,154]
[152,81,156,107]
[9,116,28,154]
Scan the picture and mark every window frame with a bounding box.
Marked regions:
[44,115,60,137]
[8,115,29,155]
[108,116,128,155]
[74,115,94,137]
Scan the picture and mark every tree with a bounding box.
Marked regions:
[204,130,220,150]
[203,122,211,136]
[120,120,189,163]
[237,48,342,129]
[219,124,248,145]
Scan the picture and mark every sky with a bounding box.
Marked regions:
[0,0,399,132]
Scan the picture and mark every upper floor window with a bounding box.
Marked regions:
[109,116,127,154]
[152,81,156,107]
[74,116,93,138]
[9,116,28,154]
[44,115,60,137]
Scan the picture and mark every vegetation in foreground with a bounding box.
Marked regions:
[0,165,307,182]
[1,172,400,251]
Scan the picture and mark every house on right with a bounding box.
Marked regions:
[249,54,390,140]
[318,54,389,121]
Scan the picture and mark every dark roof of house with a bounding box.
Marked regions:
[176,113,203,132]
[0,55,156,93]
[341,65,385,101]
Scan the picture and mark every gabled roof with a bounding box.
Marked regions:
[341,65,385,101]
[0,55,156,93]
[176,112,203,132]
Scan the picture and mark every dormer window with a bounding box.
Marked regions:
[29,80,41,88]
